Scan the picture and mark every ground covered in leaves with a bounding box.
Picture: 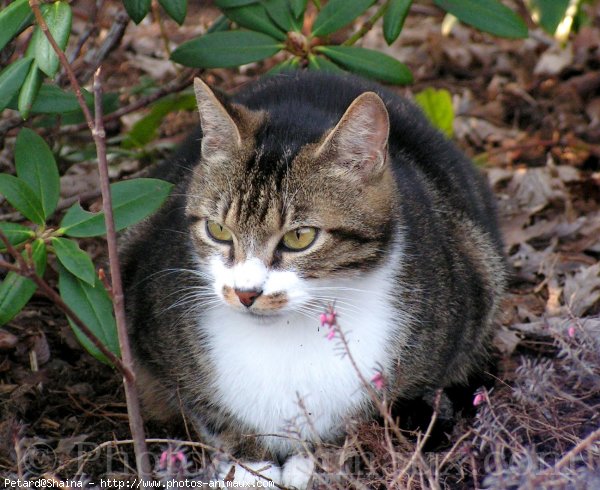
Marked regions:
[1,1,600,488]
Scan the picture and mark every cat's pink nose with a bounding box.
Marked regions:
[234,289,262,307]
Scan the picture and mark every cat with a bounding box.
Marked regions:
[120,71,506,488]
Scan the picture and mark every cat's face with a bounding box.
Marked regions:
[185,78,397,317]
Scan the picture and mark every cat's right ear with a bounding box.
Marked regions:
[194,78,242,161]
[316,91,390,181]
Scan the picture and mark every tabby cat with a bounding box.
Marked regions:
[120,72,506,488]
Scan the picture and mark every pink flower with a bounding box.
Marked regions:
[568,326,576,338]
[320,311,337,328]
[319,313,328,327]
[326,328,336,340]
[473,393,486,406]
[159,449,187,472]
[371,371,385,390]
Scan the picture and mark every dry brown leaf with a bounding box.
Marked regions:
[494,326,522,355]
[563,262,600,316]
[534,45,573,76]
[506,164,577,214]
[487,168,514,188]
[60,164,100,200]
[510,242,557,282]
[545,277,563,317]
[0,329,18,350]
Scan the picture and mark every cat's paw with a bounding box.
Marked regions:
[281,454,314,490]
[217,460,281,487]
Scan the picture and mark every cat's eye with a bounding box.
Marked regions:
[281,227,318,251]
[206,220,233,243]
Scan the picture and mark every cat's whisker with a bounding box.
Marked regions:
[166,292,221,312]
[304,297,361,314]
[143,266,213,283]
[161,285,216,302]
[302,298,357,313]
[289,307,321,323]
[304,286,373,294]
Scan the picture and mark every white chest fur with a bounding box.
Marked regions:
[201,266,404,456]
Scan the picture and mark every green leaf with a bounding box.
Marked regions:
[18,62,43,119]
[15,128,60,218]
[383,0,412,45]
[290,0,308,18]
[171,31,281,68]
[123,94,197,149]
[58,265,120,364]
[0,0,34,53]
[215,0,259,7]
[0,239,47,326]
[222,3,287,41]
[307,54,344,72]
[11,84,94,114]
[52,237,96,286]
[414,87,454,138]
[266,56,300,75]
[0,57,33,112]
[263,0,301,32]
[123,0,151,23]
[434,0,528,39]
[312,0,375,37]
[207,14,230,33]
[158,0,187,25]
[60,178,174,237]
[528,0,570,35]
[0,174,46,224]
[316,45,413,84]
[31,1,73,78]
[7,86,107,126]
[0,222,34,251]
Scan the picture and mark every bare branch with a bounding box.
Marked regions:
[92,68,152,481]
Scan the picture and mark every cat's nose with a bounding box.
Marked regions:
[234,289,262,307]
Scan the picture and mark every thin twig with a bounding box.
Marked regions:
[334,321,407,445]
[67,0,104,65]
[151,0,173,62]
[393,389,442,485]
[343,0,390,46]
[532,426,600,483]
[78,9,129,85]
[93,68,151,481]
[61,69,197,134]
[0,258,22,273]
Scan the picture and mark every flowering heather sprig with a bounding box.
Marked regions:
[318,304,388,393]
[320,305,338,340]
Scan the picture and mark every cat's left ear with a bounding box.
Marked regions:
[193,78,245,162]
[316,92,390,179]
